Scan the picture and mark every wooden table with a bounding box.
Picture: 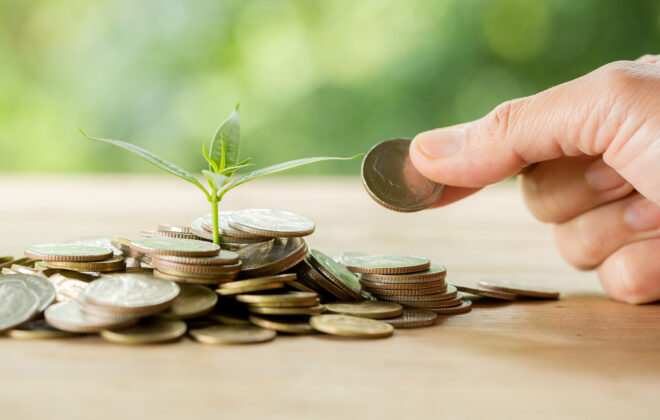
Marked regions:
[1,176,658,420]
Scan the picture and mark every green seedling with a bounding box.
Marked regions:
[80,104,361,244]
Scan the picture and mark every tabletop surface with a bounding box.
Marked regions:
[0,175,658,420]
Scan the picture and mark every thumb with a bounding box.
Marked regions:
[409,60,660,205]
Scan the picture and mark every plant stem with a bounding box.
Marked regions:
[210,190,220,245]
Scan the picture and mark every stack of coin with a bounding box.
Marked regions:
[126,237,239,285]
[338,253,472,315]
[140,224,199,240]
[292,249,366,302]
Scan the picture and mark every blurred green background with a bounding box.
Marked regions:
[0,0,658,175]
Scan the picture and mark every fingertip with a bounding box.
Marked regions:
[597,238,660,304]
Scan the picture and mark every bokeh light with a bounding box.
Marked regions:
[0,0,658,174]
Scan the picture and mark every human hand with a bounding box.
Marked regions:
[409,55,660,304]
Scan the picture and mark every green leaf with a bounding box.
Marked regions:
[80,128,210,199]
[219,155,362,195]
[235,157,252,166]
[202,170,228,191]
[202,142,219,173]
[220,162,255,174]
[209,104,240,170]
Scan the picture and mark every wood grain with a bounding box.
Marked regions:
[0,175,658,420]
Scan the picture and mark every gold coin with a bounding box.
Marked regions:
[45,256,126,273]
[325,301,403,319]
[310,314,394,338]
[153,269,233,285]
[236,291,318,306]
[477,280,560,299]
[206,312,251,326]
[158,284,218,320]
[216,282,285,296]
[101,318,187,345]
[380,309,438,329]
[247,297,320,308]
[8,319,78,339]
[220,273,297,289]
[455,284,517,301]
[286,280,315,293]
[189,324,276,345]
[0,257,35,269]
[0,256,13,264]
[154,266,239,279]
[247,304,325,315]
[249,315,314,334]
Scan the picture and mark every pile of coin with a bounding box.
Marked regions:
[0,206,560,345]
[334,253,472,315]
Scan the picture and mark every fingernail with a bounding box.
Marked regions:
[415,128,466,158]
[625,198,660,231]
[585,159,628,191]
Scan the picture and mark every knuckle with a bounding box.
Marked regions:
[596,60,646,93]
[482,100,515,141]
[553,220,601,270]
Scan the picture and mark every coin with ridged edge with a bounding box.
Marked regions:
[370,284,457,300]
[229,209,315,238]
[455,284,517,301]
[101,318,187,345]
[158,224,192,233]
[294,259,353,300]
[310,314,394,338]
[478,280,560,299]
[190,218,214,241]
[189,324,276,345]
[359,277,446,290]
[341,254,430,274]
[325,301,403,319]
[45,256,126,273]
[158,284,218,320]
[0,281,40,332]
[0,274,56,312]
[220,273,296,290]
[249,315,314,334]
[25,244,113,262]
[152,250,239,266]
[307,249,363,299]
[362,138,445,212]
[360,264,447,283]
[82,273,180,314]
[151,260,242,274]
[130,238,220,257]
[399,294,464,308]
[365,283,451,297]
[427,299,472,315]
[153,269,233,285]
[380,309,438,329]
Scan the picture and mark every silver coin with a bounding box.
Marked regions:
[307,249,363,298]
[201,212,266,239]
[362,138,444,212]
[0,274,56,312]
[0,281,40,332]
[339,254,430,274]
[44,301,139,333]
[229,209,315,237]
[82,273,180,311]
